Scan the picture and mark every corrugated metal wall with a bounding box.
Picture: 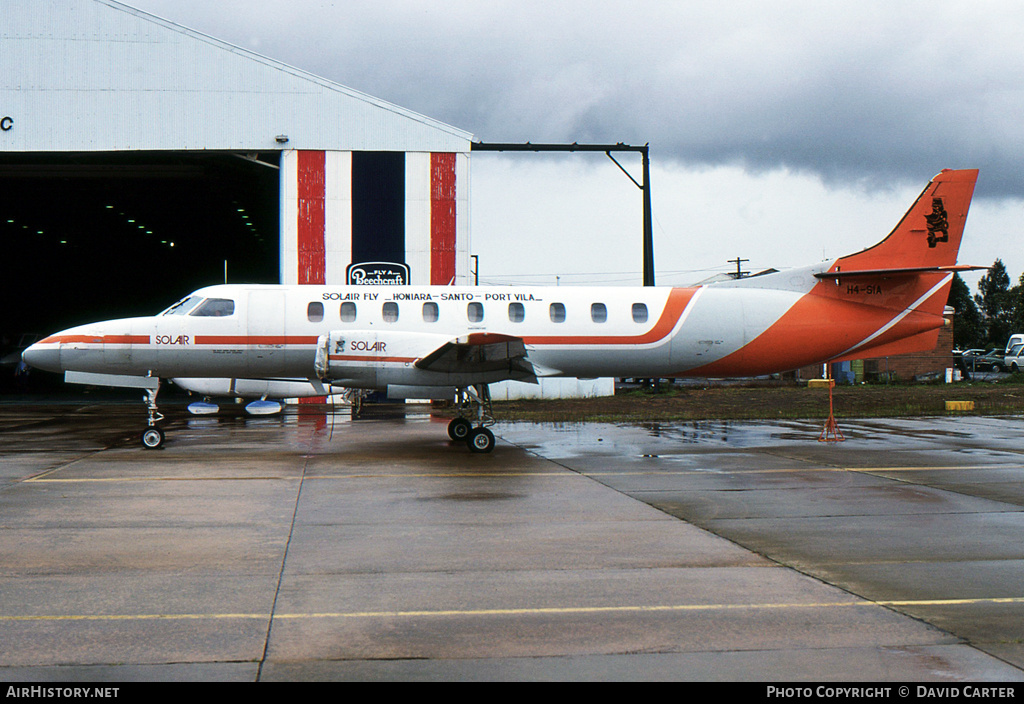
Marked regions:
[3,1,473,286]
[3,0,473,153]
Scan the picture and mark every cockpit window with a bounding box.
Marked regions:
[190,298,235,317]
[161,295,203,316]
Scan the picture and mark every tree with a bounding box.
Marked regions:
[949,273,983,349]
[1009,272,1024,336]
[975,259,1013,348]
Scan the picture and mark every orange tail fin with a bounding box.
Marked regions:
[813,169,979,361]
[827,168,978,274]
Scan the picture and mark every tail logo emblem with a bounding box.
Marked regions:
[925,197,949,248]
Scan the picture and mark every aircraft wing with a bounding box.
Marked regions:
[415,332,539,382]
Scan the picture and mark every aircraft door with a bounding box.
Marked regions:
[102,318,154,369]
[100,326,131,367]
[247,289,286,375]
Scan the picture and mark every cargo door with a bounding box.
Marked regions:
[247,289,286,375]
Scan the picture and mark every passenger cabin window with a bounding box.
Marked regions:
[467,302,484,323]
[340,301,357,322]
[549,302,566,323]
[632,303,649,323]
[508,302,525,323]
[307,302,324,322]
[423,301,439,323]
[382,301,399,323]
[191,298,235,317]
[591,302,607,323]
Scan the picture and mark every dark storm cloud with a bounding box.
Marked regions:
[130,0,1024,198]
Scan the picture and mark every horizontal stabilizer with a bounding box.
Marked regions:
[814,264,988,280]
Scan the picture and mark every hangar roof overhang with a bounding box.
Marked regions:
[1,0,474,154]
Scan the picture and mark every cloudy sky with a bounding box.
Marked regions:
[127,0,1024,289]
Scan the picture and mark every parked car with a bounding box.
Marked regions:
[1005,343,1024,372]
[963,349,1007,372]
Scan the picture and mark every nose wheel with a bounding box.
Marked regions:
[141,426,165,449]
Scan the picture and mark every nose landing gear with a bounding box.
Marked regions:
[140,381,166,450]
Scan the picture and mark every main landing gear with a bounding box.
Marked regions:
[447,384,496,453]
[140,381,166,450]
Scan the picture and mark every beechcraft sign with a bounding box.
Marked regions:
[346,262,410,285]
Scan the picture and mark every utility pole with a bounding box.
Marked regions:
[728,257,749,279]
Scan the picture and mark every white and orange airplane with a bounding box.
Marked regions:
[23,168,980,452]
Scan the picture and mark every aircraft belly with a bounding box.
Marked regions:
[325,364,521,390]
[529,345,675,378]
[377,366,515,388]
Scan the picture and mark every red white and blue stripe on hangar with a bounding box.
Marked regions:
[292,151,460,286]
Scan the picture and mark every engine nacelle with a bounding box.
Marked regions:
[314,330,452,387]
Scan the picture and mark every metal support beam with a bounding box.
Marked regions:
[472,141,655,286]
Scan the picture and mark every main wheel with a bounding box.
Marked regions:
[141,426,165,450]
[447,417,472,441]
[467,427,495,453]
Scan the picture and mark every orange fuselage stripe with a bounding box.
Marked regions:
[522,287,697,346]
[194,335,320,346]
[40,334,151,345]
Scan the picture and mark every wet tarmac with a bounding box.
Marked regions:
[1,399,1024,681]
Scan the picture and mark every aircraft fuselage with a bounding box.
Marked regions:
[24,263,951,388]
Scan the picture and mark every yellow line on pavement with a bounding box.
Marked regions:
[24,471,583,483]
[4,596,1023,623]
[25,476,298,483]
[25,464,1022,484]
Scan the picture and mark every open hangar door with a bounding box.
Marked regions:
[0,150,280,391]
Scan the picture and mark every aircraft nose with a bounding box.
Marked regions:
[21,340,62,373]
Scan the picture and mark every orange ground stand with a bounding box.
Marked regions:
[818,375,845,442]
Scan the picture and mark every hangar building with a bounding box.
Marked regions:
[2,0,472,342]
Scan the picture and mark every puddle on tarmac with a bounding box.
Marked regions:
[493,419,833,460]
[492,416,1013,461]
